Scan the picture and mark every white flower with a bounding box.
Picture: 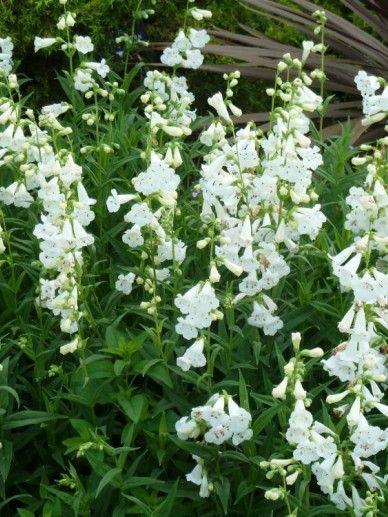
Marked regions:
[34,37,57,52]
[350,414,388,457]
[122,225,144,248]
[41,102,69,118]
[74,69,94,92]
[106,189,136,213]
[175,417,200,440]
[190,8,212,21]
[293,379,307,400]
[160,47,182,67]
[59,337,79,355]
[183,49,204,70]
[176,338,206,371]
[292,205,326,239]
[115,272,135,295]
[189,29,210,49]
[294,85,323,112]
[272,377,288,400]
[186,459,211,498]
[347,396,362,427]
[208,92,231,123]
[84,59,110,78]
[302,40,314,62]
[132,160,180,195]
[124,202,154,226]
[227,396,252,442]
[248,297,283,336]
[74,35,94,54]
[175,282,220,340]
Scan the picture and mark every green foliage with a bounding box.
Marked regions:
[0,2,386,516]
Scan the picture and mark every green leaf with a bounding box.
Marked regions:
[252,403,283,436]
[122,63,143,92]
[0,441,13,483]
[238,370,250,411]
[118,394,147,424]
[146,363,173,389]
[17,510,35,517]
[156,479,179,516]
[0,385,20,406]
[214,477,230,515]
[96,467,122,498]
[2,411,67,430]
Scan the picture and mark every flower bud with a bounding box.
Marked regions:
[293,380,306,400]
[291,332,301,351]
[301,347,324,358]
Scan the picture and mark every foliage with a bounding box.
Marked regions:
[0,1,386,516]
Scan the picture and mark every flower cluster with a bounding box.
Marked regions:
[264,334,349,508]
[355,71,388,127]
[107,2,211,320]
[175,281,222,341]
[0,12,95,354]
[34,5,110,94]
[263,71,387,515]
[160,2,211,70]
[33,142,95,346]
[176,392,252,497]
[193,51,326,339]
[0,37,13,77]
[318,71,388,512]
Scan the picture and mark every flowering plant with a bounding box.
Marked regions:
[0,1,386,515]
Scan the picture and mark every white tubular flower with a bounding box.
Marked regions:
[294,85,323,112]
[176,338,206,371]
[291,332,301,351]
[302,40,314,62]
[83,59,110,78]
[190,8,212,21]
[272,377,288,400]
[301,347,324,358]
[209,264,221,283]
[59,337,80,355]
[106,189,136,213]
[34,37,57,52]
[175,417,201,440]
[293,380,307,400]
[208,92,231,123]
[326,390,349,404]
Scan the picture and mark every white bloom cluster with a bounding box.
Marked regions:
[33,148,95,337]
[306,71,388,512]
[34,8,110,94]
[107,152,186,306]
[176,392,253,446]
[355,70,388,126]
[0,58,95,352]
[176,392,252,498]
[0,37,13,76]
[175,281,221,341]
[142,70,195,138]
[266,332,387,514]
[109,3,212,332]
[285,400,342,490]
[106,6,215,315]
[161,28,210,70]
[196,59,326,336]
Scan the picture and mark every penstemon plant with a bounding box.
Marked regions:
[0,1,386,516]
